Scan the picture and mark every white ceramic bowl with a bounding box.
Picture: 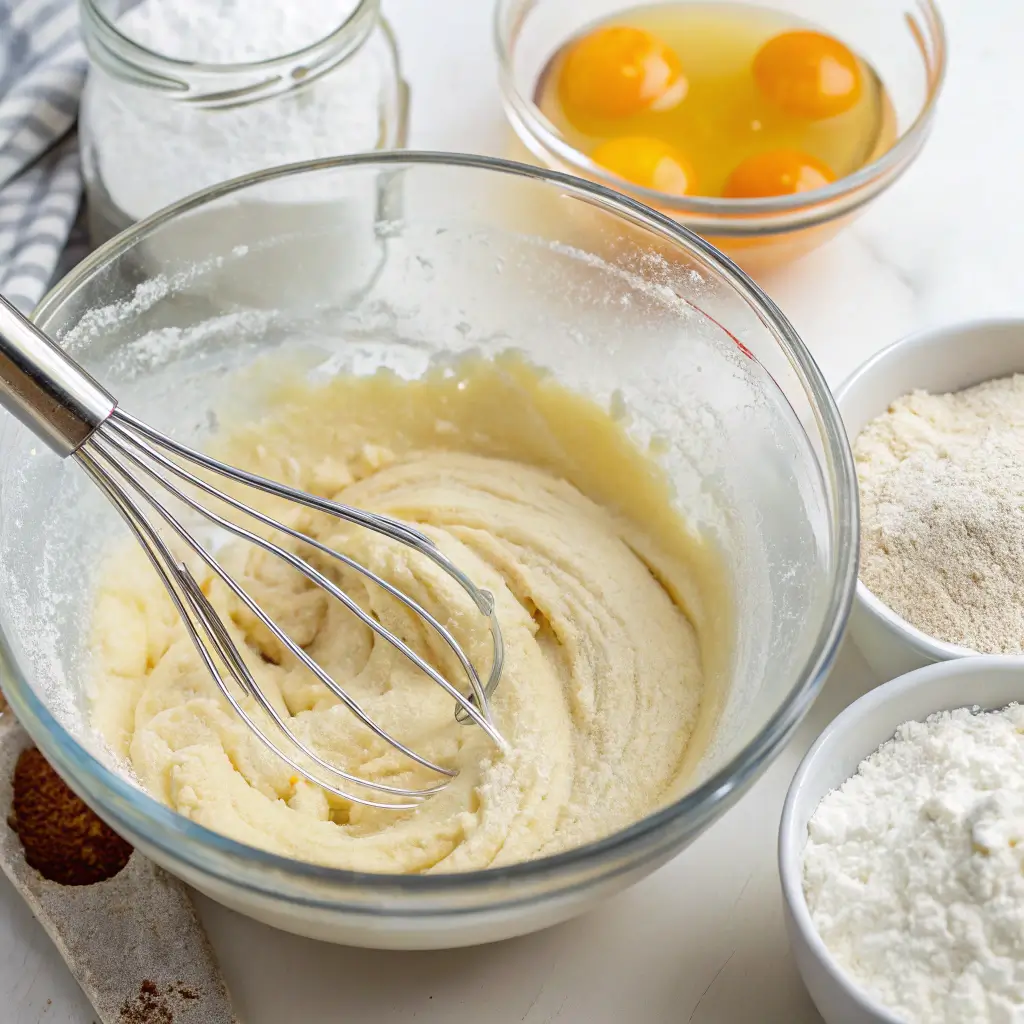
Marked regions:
[779,656,1024,1024]
[835,318,1024,681]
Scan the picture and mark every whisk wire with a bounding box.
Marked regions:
[176,569,450,806]
[104,418,500,732]
[0,294,507,811]
[85,433,469,778]
[113,410,505,718]
[76,449,433,809]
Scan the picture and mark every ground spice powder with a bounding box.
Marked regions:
[119,980,201,1024]
[9,746,132,885]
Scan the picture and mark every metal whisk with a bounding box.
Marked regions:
[0,296,506,810]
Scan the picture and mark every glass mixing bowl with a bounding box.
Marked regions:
[0,153,855,949]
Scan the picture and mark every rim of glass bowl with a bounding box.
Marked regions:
[2,152,857,913]
[493,0,947,235]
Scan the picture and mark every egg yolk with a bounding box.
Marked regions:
[752,30,862,120]
[723,150,835,198]
[558,26,688,121]
[592,136,696,195]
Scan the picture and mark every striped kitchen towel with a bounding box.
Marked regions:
[0,0,86,313]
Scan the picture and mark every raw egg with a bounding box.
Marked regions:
[558,26,688,121]
[535,4,893,204]
[723,149,835,198]
[592,136,695,195]
[752,30,862,120]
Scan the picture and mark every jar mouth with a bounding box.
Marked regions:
[80,0,379,73]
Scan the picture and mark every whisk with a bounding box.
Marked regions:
[0,295,506,810]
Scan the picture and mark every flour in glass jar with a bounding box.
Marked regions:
[83,0,390,222]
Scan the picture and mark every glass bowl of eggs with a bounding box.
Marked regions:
[495,0,946,271]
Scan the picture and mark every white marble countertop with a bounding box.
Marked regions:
[5,0,1023,1020]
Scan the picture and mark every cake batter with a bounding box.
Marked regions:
[90,355,725,873]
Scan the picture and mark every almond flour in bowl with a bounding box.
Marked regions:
[856,373,1024,654]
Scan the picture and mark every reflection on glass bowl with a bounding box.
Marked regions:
[0,153,855,948]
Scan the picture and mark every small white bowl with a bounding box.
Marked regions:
[835,318,1024,680]
[779,657,1024,1024]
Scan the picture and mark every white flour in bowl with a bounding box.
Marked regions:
[804,704,1024,1023]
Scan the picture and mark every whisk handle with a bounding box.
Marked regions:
[0,294,115,457]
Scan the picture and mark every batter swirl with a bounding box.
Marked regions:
[91,357,724,872]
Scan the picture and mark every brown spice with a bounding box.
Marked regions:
[118,980,204,1024]
[119,980,173,1024]
[9,747,132,885]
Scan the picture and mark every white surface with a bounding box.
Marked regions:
[780,658,1024,1024]
[837,319,1024,680]
[4,0,1024,1019]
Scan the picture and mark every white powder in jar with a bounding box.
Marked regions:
[804,705,1024,1023]
[115,0,355,62]
[82,0,391,223]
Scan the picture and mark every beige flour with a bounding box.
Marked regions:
[89,356,727,873]
[856,373,1024,653]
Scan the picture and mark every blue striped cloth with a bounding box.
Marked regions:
[0,0,85,312]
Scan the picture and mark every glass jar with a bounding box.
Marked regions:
[79,0,407,243]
